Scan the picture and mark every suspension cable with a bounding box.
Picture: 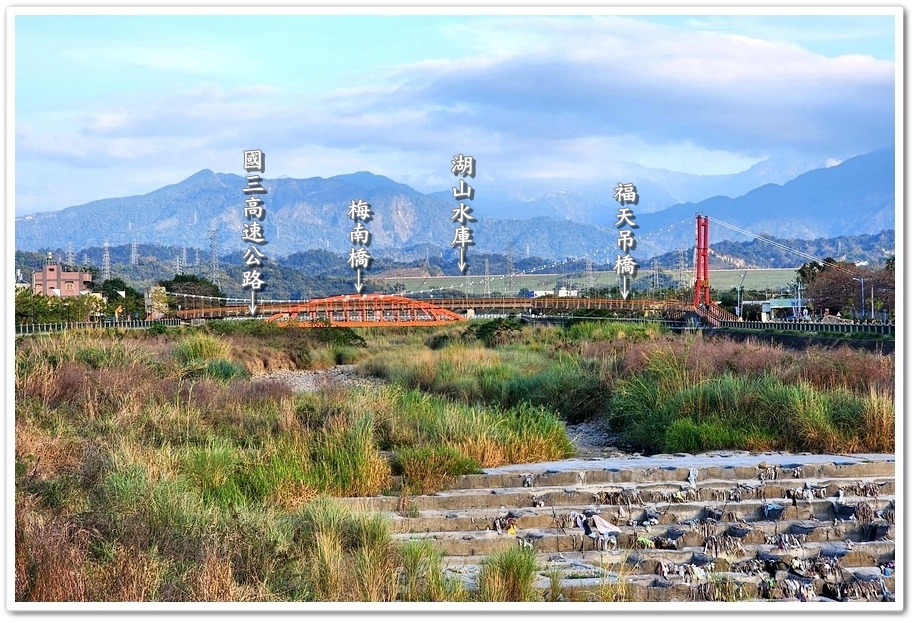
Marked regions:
[705,216,863,278]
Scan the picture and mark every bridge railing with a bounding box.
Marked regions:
[717,320,894,336]
[16,318,183,336]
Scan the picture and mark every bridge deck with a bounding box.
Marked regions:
[173,294,720,327]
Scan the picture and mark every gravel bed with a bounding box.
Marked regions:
[254,365,385,393]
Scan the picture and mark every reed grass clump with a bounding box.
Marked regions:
[399,539,468,601]
[286,497,399,601]
[611,361,895,455]
[173,334,231,366]
[306,414,392,497]
[476,546,540,602]
[360,341,608,424]
[563,319,666,343]
[377,389,573,489]
[393,445,480,494]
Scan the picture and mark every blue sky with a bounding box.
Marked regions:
[11,7,899,216]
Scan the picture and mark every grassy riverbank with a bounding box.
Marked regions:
[14,319,894,602]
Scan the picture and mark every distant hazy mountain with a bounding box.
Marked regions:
[432,150,834,226]
[15,147,894,262]
[631,147,895,258]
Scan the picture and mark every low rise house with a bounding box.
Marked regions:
[31,255,93,297]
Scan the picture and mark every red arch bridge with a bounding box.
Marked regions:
[173,293,737,327]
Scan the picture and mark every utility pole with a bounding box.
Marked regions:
[853,276,866,321]
[736,271,747,319]
[504,244,515,297]
[871,282,875,320]
[209,228,220,288]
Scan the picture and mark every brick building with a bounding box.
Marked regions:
[31,258,93,297]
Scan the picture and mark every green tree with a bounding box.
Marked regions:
[94,278,145,319]
[14,290,106,325]
[797,257,838,286]
[158,274,225,310]
[14,288,51,324]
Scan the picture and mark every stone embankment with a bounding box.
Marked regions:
[338,453,896,603]
[265,368,897,603]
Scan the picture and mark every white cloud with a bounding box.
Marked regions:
[13,13,896,215]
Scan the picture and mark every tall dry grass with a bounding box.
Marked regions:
[398,539,468,601]
[15,494,92,601]
[287,497,400,601]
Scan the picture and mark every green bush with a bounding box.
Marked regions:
[500,358,606,424]
[205,359,249,382]
[464,317,523,347]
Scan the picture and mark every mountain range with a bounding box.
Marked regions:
[15,146,895,265]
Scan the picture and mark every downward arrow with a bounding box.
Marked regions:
[248,289,258,315]
[620,276,630,300]
[355,269,364,293]
[457,248,468,274]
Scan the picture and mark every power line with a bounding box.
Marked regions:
[706,216,863,278]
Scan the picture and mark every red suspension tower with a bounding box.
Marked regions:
[693,214,711,308]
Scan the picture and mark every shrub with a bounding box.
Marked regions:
[464,317,523,347]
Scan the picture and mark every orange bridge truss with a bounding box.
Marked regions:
[265,294,467,327]
[174,294,737,327]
